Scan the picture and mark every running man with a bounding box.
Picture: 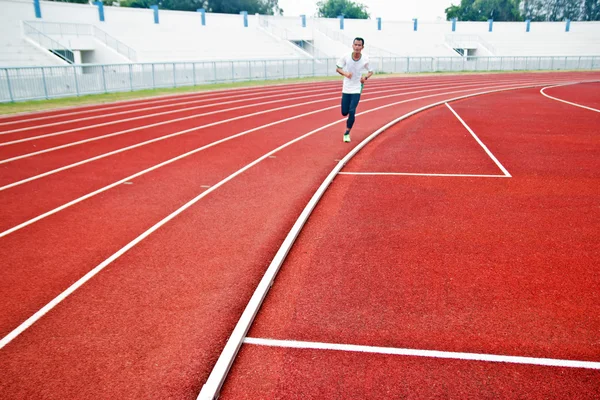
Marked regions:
[335,37,374,143]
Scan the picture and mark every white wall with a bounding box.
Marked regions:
[1,0,599,67]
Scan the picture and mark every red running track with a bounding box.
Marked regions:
[1,72,599,399]
[221,85,600,398]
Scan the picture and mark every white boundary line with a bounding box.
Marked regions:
[0,78,526,189]
[540,83,600,113]
[339,172,509,178]
[0,78,449,130]
[244,337,600,370]
[0,79,578,234]
[0,78,347,124]
[0,76,506,148]
[0,83,360,136]
[339,101,513,178]
[0,79,578,350]
[197,79,589,400]
[445,102,512,177]
[0,78,477,154]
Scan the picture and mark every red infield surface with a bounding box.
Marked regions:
[0,72,599,399]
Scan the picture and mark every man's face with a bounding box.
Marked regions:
[352,40,364,53]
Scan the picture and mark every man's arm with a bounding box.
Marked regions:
[360,70,373,83]
[336,67,352,79]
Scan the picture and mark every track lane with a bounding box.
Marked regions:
[0,75,582,189]
[224,84,600,398]
[0,78,552,229]
[1,73,599,400]
[0,80,346,128]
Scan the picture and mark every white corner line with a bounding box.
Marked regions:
[196,78,587,400]
[244,337,600,370]
[339,172,509,178]
[540,83,600,113]
[444,102,512,178]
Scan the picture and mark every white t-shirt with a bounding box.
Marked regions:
[336,53,373,94]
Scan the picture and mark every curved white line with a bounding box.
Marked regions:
[0,78,522,189]
[0,79,580,352]
[0,79,534,234]
[540,82,600,113]
[197,78,589,400]
[0,79,344,126]
[0,76,492,146]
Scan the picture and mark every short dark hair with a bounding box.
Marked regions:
[353,37,364,46]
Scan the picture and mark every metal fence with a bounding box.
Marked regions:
[1,55,598,103]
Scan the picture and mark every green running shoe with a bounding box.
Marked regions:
[343,133,351,143]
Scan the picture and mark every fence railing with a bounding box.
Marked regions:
[1,55,598,103]
[24,21,137,61]
[22,21,75,64]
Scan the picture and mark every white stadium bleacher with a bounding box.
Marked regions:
[0,0,598,102]
[1,0,599,67]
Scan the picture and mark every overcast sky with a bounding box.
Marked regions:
[277,0,456,21]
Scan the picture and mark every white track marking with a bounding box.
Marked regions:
[0,85,339,135]
[0,80,587,356]
[339,172,509,178]
[197,80,588,400]
[0,77,497,146]
[0,88,340,145]
[0,82,515,234]
[540,84,600,113]
[0,81,346,127]
[0,106,335,237]
[244,337,600,370]
[445,103,512,177]
[0,76,487,127]
[0,109,355,351]
[0,79,525,188]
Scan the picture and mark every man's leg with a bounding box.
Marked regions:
[346,93,361,130]
[341,93,352,142]
[343,94,361,142]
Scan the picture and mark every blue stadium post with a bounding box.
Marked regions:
[338,15,344,30]
[413,18,418,31]
[488,19,493,32]
[150,5,159,24]
[33,0,41,18]
[301,14,306,28]
[197,8,206,26]
[377,17,381,31]
[241,11,248,27]
[452,18,457,32]
[526,19,530,32]
[94,1,105,22]
[565,19,571,32]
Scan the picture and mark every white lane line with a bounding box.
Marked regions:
[0,106,335,237]
[445,102,512,178]
[0,110,353,351]
[339,172,509,178]
[0,77,490,147]
[0,82,502,235]
[0,79,520,189]
[244,337,600,370]
[197,79,587,400]
[0,80,345,127]
[540,83,600,113]
[0,85,340,136]
[0,87,340,145]
[0,75,480,128]
[0,79,560,349]
[0,79,461,156]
